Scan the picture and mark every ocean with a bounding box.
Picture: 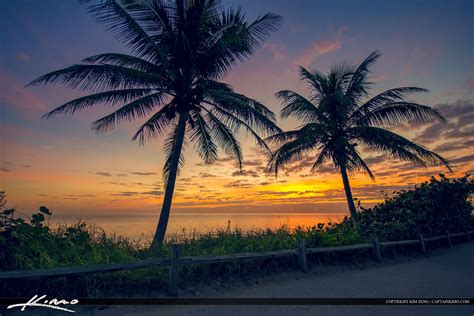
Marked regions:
[51,212,346,241]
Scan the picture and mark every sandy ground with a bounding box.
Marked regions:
[4,242,474,316]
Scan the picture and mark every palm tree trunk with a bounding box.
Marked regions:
[340,165,360,226]
[150,112,188,249]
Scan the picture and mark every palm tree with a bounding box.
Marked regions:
[28,0,282,247]
[268,51,451,226]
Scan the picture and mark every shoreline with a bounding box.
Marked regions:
[45,212,347,241]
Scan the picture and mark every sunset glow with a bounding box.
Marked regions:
[1,0,472,222]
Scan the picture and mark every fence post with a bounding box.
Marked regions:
[297,238,308,273]
[168,244,180,297]
[446,231,453,248]
[465,230,471,242]
[371,234,382,262]
[418,233,426,254]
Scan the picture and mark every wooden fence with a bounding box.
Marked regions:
[1,230,472,296]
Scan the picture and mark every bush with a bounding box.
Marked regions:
[356,174,474,241]
[0,203,147,271]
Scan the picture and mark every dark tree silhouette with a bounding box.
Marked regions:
[28,0,282,247]
[268,51,451,225]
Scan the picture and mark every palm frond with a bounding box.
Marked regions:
[276,90,327,123]
[83,0,166,62]
[361,87,429,108]
[265,130,300,145]
[82,53,167,74]
[188,110,218,164]
[348,86,429,121]
[269,133,318,177]
[345,51,380,101]
[345,146,375,180]
[123,0,175,34]
[299,66,328,97]
[131,101,176,145]
[247,12,283,44]
[352,101,447,127]
[328,62,355,93]
[91,91,167,132]
[205,88,280,136]
[206,110,243,170]
[199,9,282,78]
[318,91,354,123]
[27,64,163,91]
[310,145,331,173]
[205,105,272,153]
[268,122,329,176]
[349,126,451,171]
[43,88,155,118]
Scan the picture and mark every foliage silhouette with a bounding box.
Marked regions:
[356,174,473,240]
[268,51,451,225]
[28,0,282,247]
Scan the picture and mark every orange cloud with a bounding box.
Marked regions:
[294,28,346,67]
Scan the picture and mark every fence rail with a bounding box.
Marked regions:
[424,235,446,242]
[0,257,170,280]
[181,248,298,265]
[380,239,420,247]
[306,243,373,254]
[1,230,472,296]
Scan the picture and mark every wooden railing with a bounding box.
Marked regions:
[0,230,472,296]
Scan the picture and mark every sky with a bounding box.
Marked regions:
[0,0,473,218]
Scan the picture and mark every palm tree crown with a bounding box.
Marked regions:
[268,51,450,224]
[28,0,282,246]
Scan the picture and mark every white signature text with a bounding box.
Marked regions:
[7,294,79,313]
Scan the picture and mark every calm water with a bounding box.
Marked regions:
[52,212,346,241]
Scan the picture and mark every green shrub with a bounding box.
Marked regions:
[0,205,147,271]
[356,174,474,241]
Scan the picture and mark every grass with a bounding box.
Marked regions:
[1,215,471,298]
[4,219,367,269]
[0,218,370,298]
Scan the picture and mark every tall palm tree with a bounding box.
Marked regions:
[268,51,451,226]
[28,0,282,247]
